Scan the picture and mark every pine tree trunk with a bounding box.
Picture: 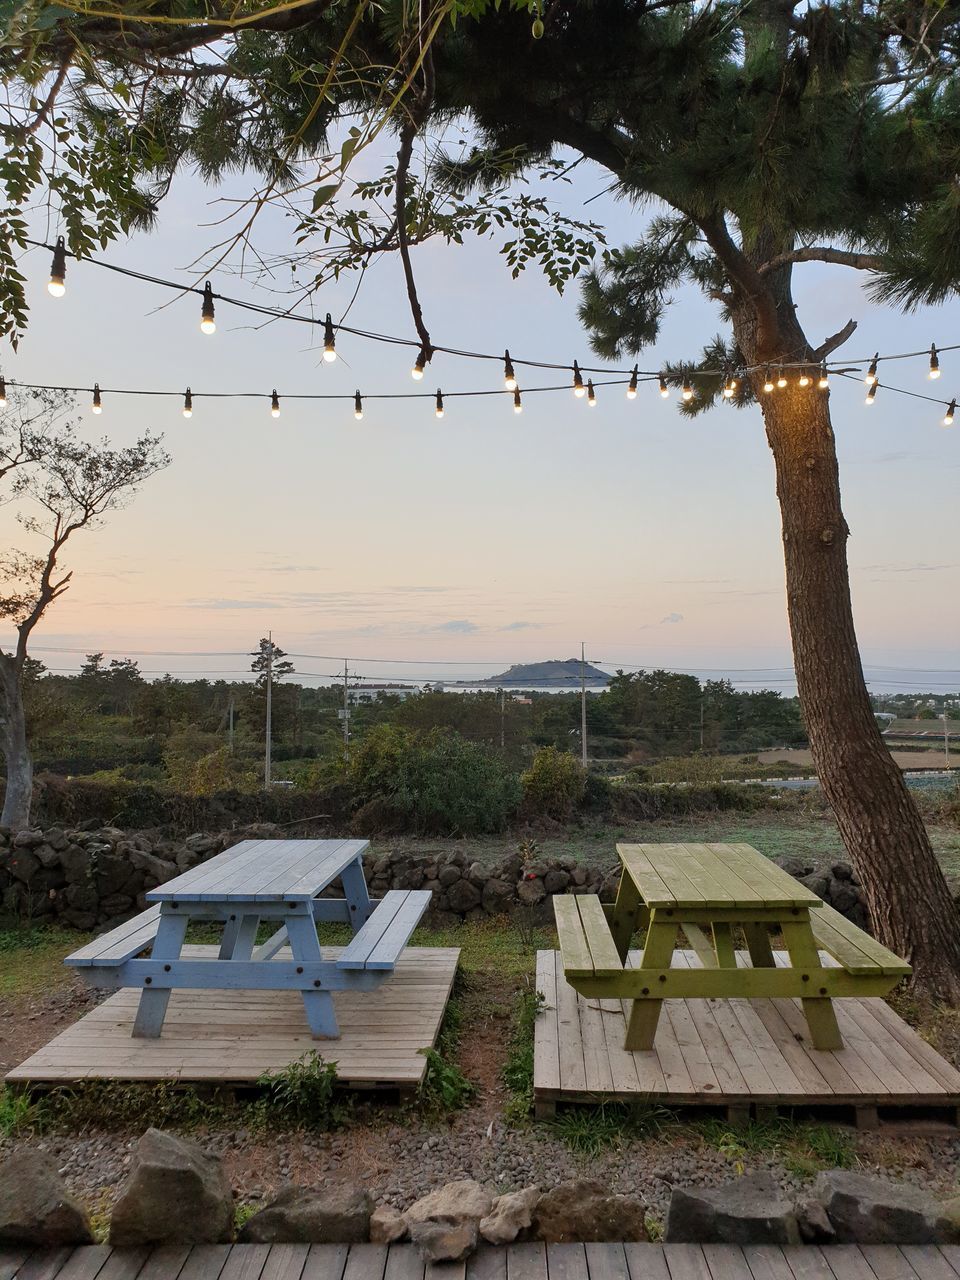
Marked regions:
[735,314,960,1000]
[0,654,33,832]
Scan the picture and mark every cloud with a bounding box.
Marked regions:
[855,562,957,574]
[500,621,541,631]
[661,612,684,625]
[427,619,481,634]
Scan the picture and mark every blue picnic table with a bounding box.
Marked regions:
[64,837,431,1040]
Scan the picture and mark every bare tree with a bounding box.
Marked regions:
[0,390,169,829]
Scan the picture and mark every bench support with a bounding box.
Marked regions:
[132,907,189,1039]
[780,918,843,1051]
[286,911,339,1038]
[624,914,677,1051]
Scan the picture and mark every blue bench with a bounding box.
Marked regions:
[336,890,431,970]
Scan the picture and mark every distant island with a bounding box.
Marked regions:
[476,658,612,687]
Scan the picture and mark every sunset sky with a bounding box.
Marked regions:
[2,144,959,693]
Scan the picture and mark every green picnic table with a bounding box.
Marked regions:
[554,841,911,1052]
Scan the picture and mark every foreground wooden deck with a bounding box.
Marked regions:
[6,1242,960,1280]
[6,947,459,1090]
[534,950,960,1125]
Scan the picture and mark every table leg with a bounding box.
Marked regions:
[610,869,643,962]
[743,922,776,967]
[132,908,189,1039]
[220,914,260,961]
[712,922,737,968]
[341,857,373,929]
[780,916,843,1050]
[286,912,339,1038]
[624,914,677,1051]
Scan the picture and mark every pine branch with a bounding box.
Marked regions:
[758,247,886,274]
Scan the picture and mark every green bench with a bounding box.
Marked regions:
[553,842,911,1052]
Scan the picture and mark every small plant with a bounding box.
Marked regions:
[503,986,546,1122]
[235,1203,260,1233]
[418,1047,476,1112]
[545,1100,670,1156]
[693,1114,854,1177]
[0,1085,44,1137]
[43,1079,226,1131]
[256,1051,350,1129]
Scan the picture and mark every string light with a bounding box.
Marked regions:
[659,373,669,399]
[681,375,693,402]
[722,371,736,399]
[0,376,6,406]
[323,314,337,362]
[929,344,941,379]
[513,387,522,414]
[763,368,774,394]
[354,390,363,421]
[627,366,638,399]
[818,363,829,389]
[866,353,879,385]
[200,282,216,334]
[411,346,427,380]
[866,380,879,404]
[435,388,444,419]
[182,387,193,418]
[776,367,787,388]
[47,236,66,297]
[587,379,597,406]
[503,350,517,390]
[798,367,811,388]
[271,389,280,418]
[572,361,585,398]
[91,383,102,414]
[944,399,956,427]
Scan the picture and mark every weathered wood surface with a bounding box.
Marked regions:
[6,947,459,1087]
[145,839,370,904]
[534,949,960,1114]
[6,1243,960,1280]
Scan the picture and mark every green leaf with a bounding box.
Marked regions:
[311,183,340,211]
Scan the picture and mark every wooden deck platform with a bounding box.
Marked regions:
[6,947,459,1090]
[534,949,960,1125]
[6,1241,960,1280]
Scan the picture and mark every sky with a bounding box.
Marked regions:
[1,135,959,695]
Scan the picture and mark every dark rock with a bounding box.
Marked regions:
[0,1150,94,1246]
[796,1197,836,1244]
[517,878,545,907]
[109,1128,234,1245]
[533,1180,647,1243]
[543,870,571,894]
[665,1173,800,1244]
[814,1171,960,1245]
[447,879,482,913]
[408,1218,477,1262]
[13,829,44,848]
[239,1185,372,1243]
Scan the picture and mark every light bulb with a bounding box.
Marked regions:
[944,399,956,427]
[865,380,878,404]
[681,376,693,402]
[47,236,66,297]
[722,371,735,399]
[659,373,669,399]
[798,368,811,388]
[763,368,774,393]
[271,390,280,418]
[587,379,596,406]
[776,368,787,388]
[627,365,638,399]
[504,350,517,390]
[435,388,444,419]
[572,360,585,398]
[929,344,941,379]
[91,383,102,414]
[866,353,878,385]
[0,376,7,406]
[182,387,193,418]
[818,364,829,389]
[513,387,522,414]
[354,390,363,421]
[412,345,427,380]
[323,313,337,362]
[200,281,216,334]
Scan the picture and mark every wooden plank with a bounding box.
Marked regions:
[300,1247,349,1280]
[466,1246,507,1280]
[135,1248,193,1280]
[366,893,432,970]
[616,846,680,909]
[663,999,722,1096]
[809,905,910,977]
[506,1243,547,1280]
[177,1247,232,1280]
[578,985,615,1095]
[585,1244,629,1280]
[96,1251,151,1280]
[712,845,823,908]
[899,1251,960,1280]
[821,1247,880,1280]
[555,952,589,1092]
[546,1244,588,1280]
[742,1245,798,1280]
[703,1245,753,1280]
[662,1245,714,1280]
[260,1248,309,1280]
[934,1250,960,1280]
[219,1248,271,1280]
[780,1248,836,1280]
[682,994,750,1095]
[675,847,756,905]
[12,1250,76,1280]
[865,1004,960,1094]
[578,897,624,977]
[383,1247,423,1280]
[533,950,561,1094]
[0,1250,32,1280]
[66,906,162,965]
[555,897,595,977]
[337,894,407,968]
[857,1248,920,1280]
[54,1249,114,1280]
[340,1246,385,1280]
[623,1244,671,1280]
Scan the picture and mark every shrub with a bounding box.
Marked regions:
[348,725,520,836]
[520,746,586,821]
[611,780,768,820]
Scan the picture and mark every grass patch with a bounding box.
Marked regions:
[0,1084,46,1137]
[692,1115,855,1176]
[0,923,85,997]
[40,1078,233,1132]
[255,1050,352,1129]
[503,986,546,1123]
[546,1101,672,1156]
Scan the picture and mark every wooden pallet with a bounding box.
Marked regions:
[6,946,459,1090]
[534,949,960,1125]
[6,1242,960,1280]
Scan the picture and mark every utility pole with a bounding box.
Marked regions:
[343,659,350,764]
[264,632,273,789]
[580,641,588,768]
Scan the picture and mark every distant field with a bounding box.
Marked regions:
[758,747,957,771]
